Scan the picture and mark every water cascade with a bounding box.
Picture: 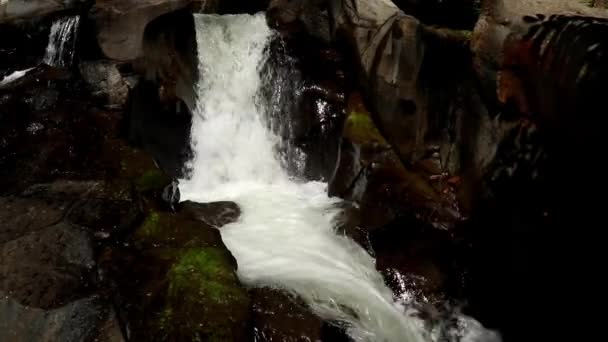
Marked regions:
[0,67,35,88]
[180,13,499,342]
[43,15,80,67]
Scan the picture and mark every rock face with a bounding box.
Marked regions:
[139,8,198,110]
[93,0,219,61]
[79,61,130,108]
[0,0,87,23]
[0,295,119,342]
[261,32,349,181]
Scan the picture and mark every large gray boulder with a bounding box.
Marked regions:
[0,0,85,23]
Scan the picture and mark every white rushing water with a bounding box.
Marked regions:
[43,15,80,67]
[180,13,500,342]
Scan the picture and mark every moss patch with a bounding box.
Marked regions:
[153,247,250,341]
[133,211,224,249]
[167,248,243,303]
[344,94,390,147]
[135,169,172,193]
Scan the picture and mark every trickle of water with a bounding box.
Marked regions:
[180,13,500,342]
[43,16,80,67]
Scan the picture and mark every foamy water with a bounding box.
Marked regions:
[180,13,499,342]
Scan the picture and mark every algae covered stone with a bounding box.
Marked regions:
[111,210,250,341]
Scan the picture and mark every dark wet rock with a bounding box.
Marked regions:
[251,287,350,342]
[0,294,118,342]
[179,201,241,228]
[262,31,350,181]
[392,0,480,29]
[14,179,141,241]
[140,8,198,110]
[0,222,94,308]
[79,61,130,109]
[0,196,68,243]
[131,211,225,249]
[267,0,332,43]
[127,80,193,179]
[96,307,127,342]
[330,94,462,231]
[104,210,250,342]
[370,218,464,301]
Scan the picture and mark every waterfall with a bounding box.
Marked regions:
[180,13,500,342]
[43,15,80,67]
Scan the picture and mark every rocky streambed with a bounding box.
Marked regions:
[1,0,607,341]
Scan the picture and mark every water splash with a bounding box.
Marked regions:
[43,15,80,67]
[180,13,499,342]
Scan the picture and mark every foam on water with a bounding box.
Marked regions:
[180,13,500,342]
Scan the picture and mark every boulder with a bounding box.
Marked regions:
[79,61,130,108]
[0,222,94,308]
[250,287,350,342]
[0,0,86,23]
[104,211,251,341]
[139,8,198,110]
[179,201,241,228]
[329,93,463,230]
[93,0,218,61]
[0,295,120,342]
[261,32,348,181]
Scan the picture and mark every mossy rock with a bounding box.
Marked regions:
[134,169,172,193]
[115,210,250,341]
[101,137,171,193]
[152,247,250,342]
[343,94,390,148]
[116,246,250,342]
[133,211,228,252]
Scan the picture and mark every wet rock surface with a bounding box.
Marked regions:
[251,287,350,342]
[179,201,241,227]
[0,294,119,342]
[102,211,250,341]
[2,0,606,341]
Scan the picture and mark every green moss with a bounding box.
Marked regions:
[151,247,249,341]
[135,169,171,193]
[345,110,390,147]
[139,211,162,237]
[167,248,242,303]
